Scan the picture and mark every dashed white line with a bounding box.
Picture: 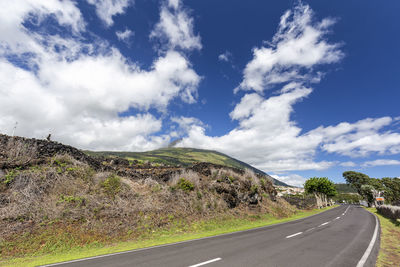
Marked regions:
[343,206,350,215]
[305,227,315,232]
[189,258,222,267]
[334,216,341,220]
[319,221,330,227]
[286,232,303,238]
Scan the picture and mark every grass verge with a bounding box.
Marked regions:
[1,206,337,267]
[365,207,400,267]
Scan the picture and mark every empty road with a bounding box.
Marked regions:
[45,205,379,267]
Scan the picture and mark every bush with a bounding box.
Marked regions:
[58,195,85,207]
[176,178,194,192]
[1,169,19,186]
[377,205,400,220]
[101,175,121,197]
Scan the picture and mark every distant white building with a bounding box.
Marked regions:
[276,186,304,197]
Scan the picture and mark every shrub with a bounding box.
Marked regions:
[176,178,194,192]
[228,176,236,183]
[58,194,85,207]
[101,175,121,197]
[170,170,200,187]
[377,205,400,220]
[2,169,19,186]
[250,184,259,194]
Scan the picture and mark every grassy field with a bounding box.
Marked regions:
[85,147,289,186]
[366,208,400,267]
[1,206,336,267]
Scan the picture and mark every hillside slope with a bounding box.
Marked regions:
[87,147,289,186]
[0,134,299,260]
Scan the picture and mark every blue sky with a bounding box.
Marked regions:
[1,0,399,186]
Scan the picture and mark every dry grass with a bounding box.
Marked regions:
[1,138,37,167]
[169,170,201,188]
[0,155,288,260]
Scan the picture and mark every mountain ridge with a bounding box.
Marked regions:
[86,147,289,186]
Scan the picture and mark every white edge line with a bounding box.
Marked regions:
[41,206,342,266]
[189,258,222,267]
[356,212,379,267]
[286,232,303,238]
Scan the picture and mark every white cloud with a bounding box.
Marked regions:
[150,0,201,51]
[0,0,85,58]
[218,51,232,62]
[271,174,307,188]
[177,85,335,172]
[236,3,343,93]
[116,28,134,43]
[340,161,357,167]
[87,0,132,27]
[168,0,181,10]
[310,117,400,157]
[362,159,400,168]
[0,0,201,151]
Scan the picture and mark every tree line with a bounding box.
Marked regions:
[303,172,400,208]
[343,171,400,207]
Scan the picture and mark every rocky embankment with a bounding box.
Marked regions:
[0,134,295,258]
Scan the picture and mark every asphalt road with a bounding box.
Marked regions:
[45,205,379,267]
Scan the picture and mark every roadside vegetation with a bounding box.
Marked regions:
[366,207,400,267]
[0,134,300,266]
[304,177,337,208]
[2,206,336,267]
[343,171,400,206]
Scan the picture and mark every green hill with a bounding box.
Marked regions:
[87,147,289,186]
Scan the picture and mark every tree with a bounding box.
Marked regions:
[343,171,400,206]
[342,171,370,195]
[360,185,376,207]
[304,177,337,208]
[381,177,400,204]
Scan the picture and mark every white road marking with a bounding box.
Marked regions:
[189,258,222,267]
[356,213,379,267]
[334,216,341,220]
[319,221,330,227]
[286,232,303,238]
[343,206,350,214]
[305,227,315,232]
[342,213,345,215]
[42,207,342,266]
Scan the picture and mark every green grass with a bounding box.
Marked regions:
[1,206,337,267]
[365,207,400,267]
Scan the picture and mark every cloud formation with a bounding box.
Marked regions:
[236,3,343,93]
[0,0,200,151]
[362,159,400,168]
[176,2,400,186]
[178,2,342,173]
[271,174,307,188]
[150,0,201,51]
[87,0,132,27]
[218,51,232,62]
[116,28,134,44]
